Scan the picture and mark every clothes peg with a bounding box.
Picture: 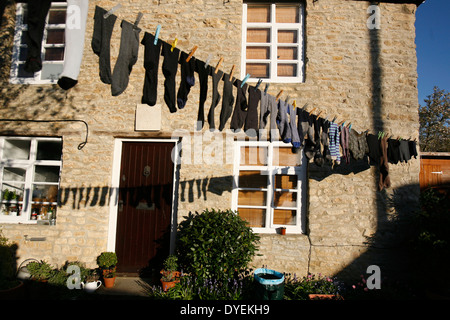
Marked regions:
[215,57,223,74]
[241,74,250,87]
[255,79,263,89]
[205,54,212,68]
[154,25,161,45]
[134,12,143,28]
[264,83,270,93]
[308,107,317,115]
[186,46,198,62]
[171,38,178,52]
[293,100,297,108]
[275,90,283,101]
[104,4,122,19]
[316,110,323,120]
[230,65,235,81]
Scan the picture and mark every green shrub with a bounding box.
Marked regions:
[96,252,118,269]
[27,260,53,281]
[176,209,259,282]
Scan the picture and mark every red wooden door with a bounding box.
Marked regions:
[115,142,175,274]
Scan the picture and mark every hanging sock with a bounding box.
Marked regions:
[218,73,235,131]
[58,0,89,90]
[277,99,291,143]
[329,122,341,165]
[111,20,141,96]
[161,41,180,113]
[24,0,52,73]
[141,32,162,106]
[91,6,117,84]
[194,59,211,130]
[288,104,301,153]
[177,51,196,109]
[230,79,248,132]
[244,86,261,137]
[208,69,224,130]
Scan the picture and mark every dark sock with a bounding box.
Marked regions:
[207,69,223,130]
[195,59,211,130]
[161,41,180,113]
[230,80,248,132]
[218,73,235,131]
[57,77,78,90]
[141,32,162,106]
[177,51,196,109]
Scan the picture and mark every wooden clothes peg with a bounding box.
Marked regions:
[308,107,316,115]
[275,90,283,101]
[186,46,198,62]
[215,57,223,74]
[230,65,236,81]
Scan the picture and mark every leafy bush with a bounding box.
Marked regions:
[176,209,259,282]
[27,260,53,281]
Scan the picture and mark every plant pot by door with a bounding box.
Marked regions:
[280,227,286,235]
[103,276,116,288]
[161,280,179,292]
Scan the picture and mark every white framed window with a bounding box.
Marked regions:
[10,2,67,84]
[0,137,63,224]
[232,141,306,234]
[242,1,305,83]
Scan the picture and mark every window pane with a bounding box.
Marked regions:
[277,64,297,77]
[2,139,31,160]
[246,46,270,60]
[275,174,297,189]
[276,6,299,23]
[37,140,63,160]
[40,63,63,80]
[274,191,297,207]
[34,166,60,183]
[239,171,268,188]
[273,147,301,166]
[238,208,266,227]
[247,28,270,43]
[45,47,65,61]
[3,167,26,182]
[48,9,66,24]
[278,47,298,60]
[1,183,24,201]
[238,190,266,206]
[246,63,269,78]
[32,184,58,202]
[46,29,65,44]
[278,30,298,43]
[273,209,296,225]
[240,146,268,166]
[247,5,271,23]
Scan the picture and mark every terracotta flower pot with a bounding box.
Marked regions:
[103,276,116,288]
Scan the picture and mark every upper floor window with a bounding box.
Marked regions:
[242,1,305,83]
[0,137,63,224]
[232,141,306,234]
[10,2,67,84]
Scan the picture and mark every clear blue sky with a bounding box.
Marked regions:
[415,0,450,105]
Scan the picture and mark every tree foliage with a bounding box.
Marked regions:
[419,86,450,152]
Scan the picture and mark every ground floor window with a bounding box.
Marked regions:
[0,136,62,224]
[232,141,306,234]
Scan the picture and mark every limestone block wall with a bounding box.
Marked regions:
[0,0,420,281]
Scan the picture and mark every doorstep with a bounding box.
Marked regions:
[95,276,153,298]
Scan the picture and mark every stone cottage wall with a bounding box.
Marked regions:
[0,0,420,282]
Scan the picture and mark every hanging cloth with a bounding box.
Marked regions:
[194,59,211,130]
[161,40,180,112]
[141,32,162,106]
[177,51,196,109]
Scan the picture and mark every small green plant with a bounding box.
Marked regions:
[161,255,179,282]
[27,260,53,281]
[97,252,117,278]
[176,209,259,283]
[284,273,343,300]
[0,230,20,290]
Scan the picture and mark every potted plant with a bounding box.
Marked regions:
[26,260,53,282]
[97,252,118,288]
[160,255,181,291]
